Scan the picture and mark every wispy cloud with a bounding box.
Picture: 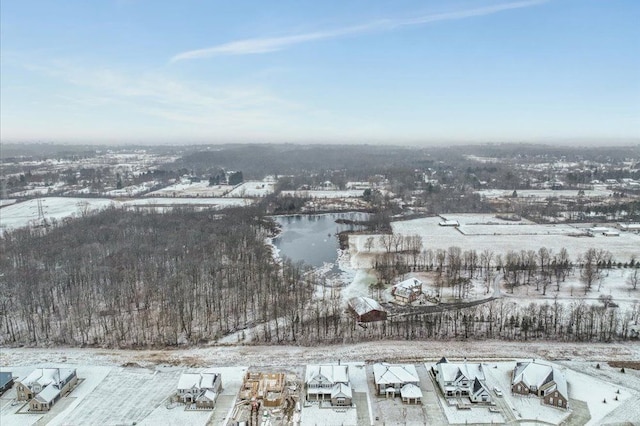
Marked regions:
[170,0,548,62]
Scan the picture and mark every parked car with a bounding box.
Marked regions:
[493,387,503,397]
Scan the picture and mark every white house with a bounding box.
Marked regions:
[431,358,491,403]
[305,364,352,406]
[372,363,420,398]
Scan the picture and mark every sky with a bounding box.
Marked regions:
[1,0,639,145]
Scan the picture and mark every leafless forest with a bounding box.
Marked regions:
[1,204,638,347]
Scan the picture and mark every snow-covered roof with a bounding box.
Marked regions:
[400,383,422,399]
[512,361,567,397]
[347,297,384,316]
[305,365,349,386]
[331,383,352,399]
[19,368,75,389]
[393,278,423,291]
[34,384,60,404]
[177,373,219,391]
[373,363,419,385]
[197,390,218,402]
[436,361,485,383]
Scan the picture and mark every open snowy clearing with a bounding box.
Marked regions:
[0,197,254,231]
[225,180,275,197]
[476,188,614,199]
[1,346,638,425]
[349,215,640,271]
[145,181,235,197]
[281,190,366,198]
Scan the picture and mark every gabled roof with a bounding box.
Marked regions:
[19,368,75,389]
[197,390,218,402]
[33,384,60,404]
[437,361,485,383]
[177,373,220,391]
[373,363,419,385]
[512,361,567,397]
[393,278,423,290]
[348,297,385,316]
[331,383,352,399]
[306,365,349,386]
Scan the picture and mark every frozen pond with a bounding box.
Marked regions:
[272,212,369,267]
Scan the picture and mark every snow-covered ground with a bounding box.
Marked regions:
[146,181,235,197]
[281,190,365,198]
[349,215,640,271]
[0,197,255,231]
[0,197,116,231]
[477,188,614,199]
[225,180,275,197]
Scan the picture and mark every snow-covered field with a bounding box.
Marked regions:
[146,181,235,197]
[349,215,640,271]
[477,188,614,199]
[0,197,254,231]
[2,346,639,426]
[281,190,365,198]
[225,180,275,197]
[0,197,116,231]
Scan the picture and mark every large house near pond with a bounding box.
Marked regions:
[391,278,423,304]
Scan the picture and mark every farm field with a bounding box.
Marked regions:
[349,214,640,270]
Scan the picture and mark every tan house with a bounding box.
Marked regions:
[15,368,78,412]
[391,278,423,304]
[511,361,568,409]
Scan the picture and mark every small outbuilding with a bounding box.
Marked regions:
[348,297,387,322]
